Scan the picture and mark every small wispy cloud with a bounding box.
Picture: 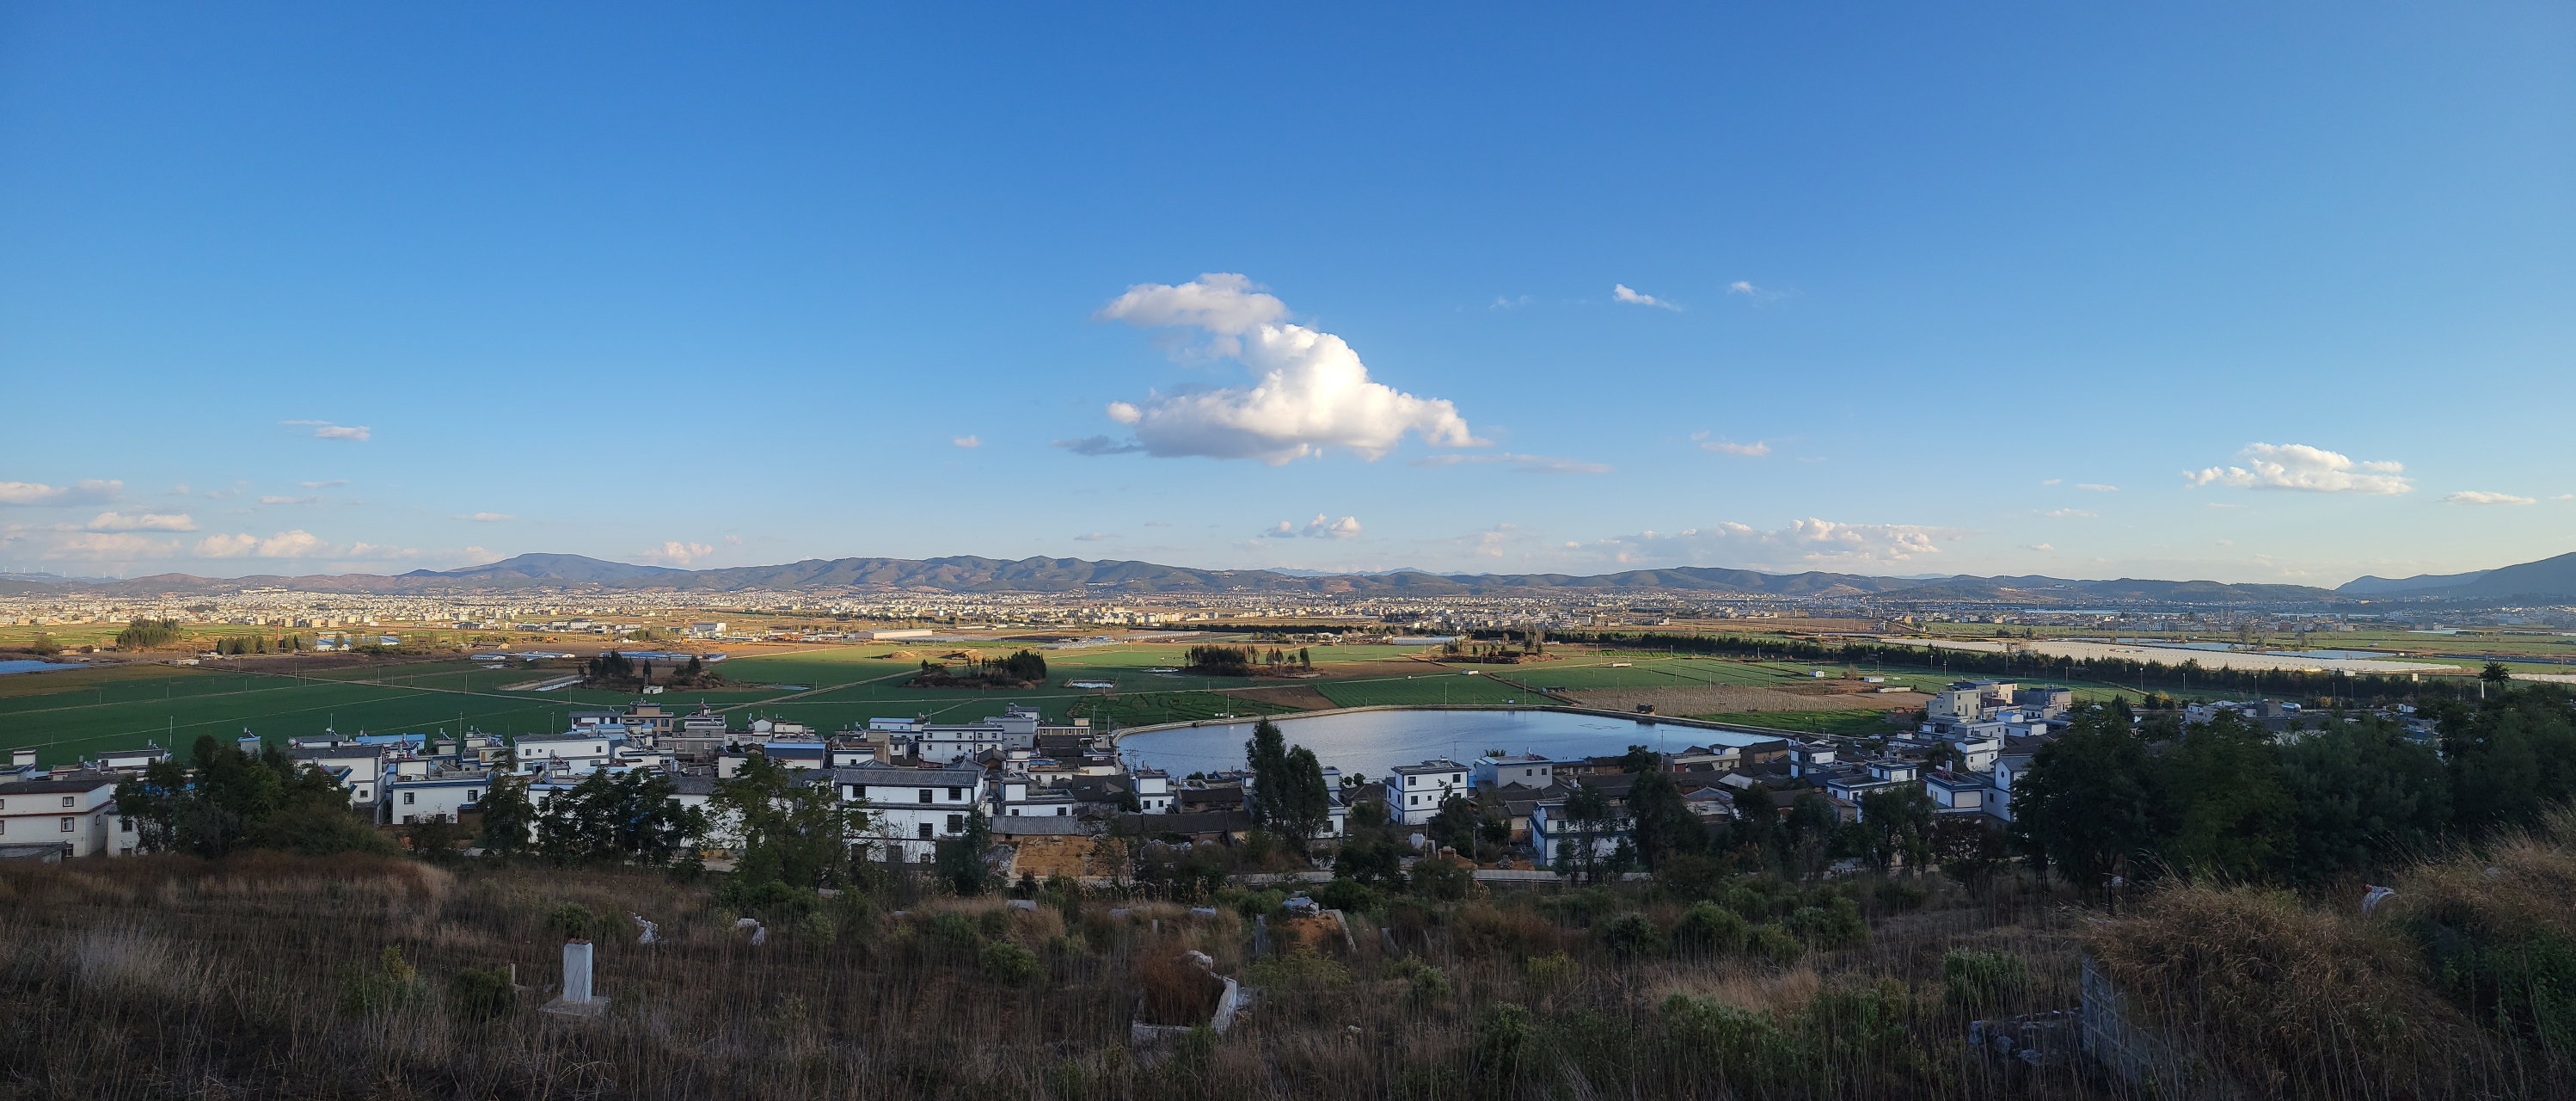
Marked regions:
[2028,543,2055,552]
[2444,490,2536,506]
[283,421,372,441]
[2076,483,2119,492]
[1725,280,1787,304]
[2038,508,2097,519]
[1612,284,1680,311]
[1490,294,1534,310]
[86,512,198,532]
[2041,479,2062,486]
[1413,452,1611,475]
[298,479,349,489]
[456,512,515,522]
[258,495,325,506]
[952,435,982,448]
[1054,435,1146,457]
[1071,532,1114,542]
[0,479,123,507]
[1691,433,1770,458]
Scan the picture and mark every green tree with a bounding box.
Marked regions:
[1626,767,1705,873]
[2276,721,2450,885]
[476,772,537,858]
[1552,782,1616,884]
[2009,706,2155,889]
[2152,711,2291,879]
[1426,793,1483,855]
[935,808,995,894]
[2481,661,2513,691]
[1618,744,1661,773]
[536,769,693,866]
[1855,785,1937,876]
[708,755,863,889]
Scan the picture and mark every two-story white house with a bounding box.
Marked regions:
[1389,760,1469,826]
[0,771,123,858]
[384,769,494,825]
[1132,768,1174,813]
[1474,753,1555,790]
[513,733,616,774]
[1987,753,2033,824]
[291,745,392,811]
[833,764,988,862]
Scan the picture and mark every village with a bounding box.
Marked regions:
[5,675,2287,879]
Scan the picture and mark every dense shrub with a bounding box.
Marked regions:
[979,941,1043,986]
[1752,923,1805,965]
[1786,896,1868,950]
[1597,912,1668,959]
[1939,949,2029,1012]
[446,964,515,1020]
[1311,876,1382,914]
[1673,901,1751,956]
[923,912,983,960]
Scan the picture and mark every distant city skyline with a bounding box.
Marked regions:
[4,4,2569,586]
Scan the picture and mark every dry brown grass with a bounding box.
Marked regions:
[0,852,2146,1100]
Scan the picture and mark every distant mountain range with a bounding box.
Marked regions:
[4,549,2569,604]
[2334,551,2576,601]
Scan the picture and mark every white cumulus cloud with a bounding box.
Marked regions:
[952,435,982,448]
[2444,490,2536,506]
[1612,284,1679,310]
[636,541,716,566]
[86,512,198,532]
[1091,274,1479,464]
[2076,483,2119,492]
[2187,443,2411,495]
[193,530,331,558]
[1581,518,1961,570]
[1256,514,1364,539]
[0,479,123,507]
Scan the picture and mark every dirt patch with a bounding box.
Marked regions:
[1224,685,1338,711]
[1566,686,1929,716]
[1006,835,1095,880]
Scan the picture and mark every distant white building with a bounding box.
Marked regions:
[514,733,616,774]
[386,771,493,825]
[1389,760,1469,825]
[835,764,989,862]
[0,771,121,858]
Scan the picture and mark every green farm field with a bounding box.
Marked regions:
[1314,673,1537,708]
[1694,709,1911,736]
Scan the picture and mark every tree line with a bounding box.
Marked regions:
[2009,686,2576,891]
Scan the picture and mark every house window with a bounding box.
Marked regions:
[1056,807,1067,816]
[467,790,481,803]
[1408,776,1417,786]
[917,789,932,804]
[947,786,964,801]
[120,819,132,833]
[402,792,415,805]
[60,795,76,808]
[917,822,933,840]
[946,814,964,834]
[1008,809,1019,815]
[61,816,76,833]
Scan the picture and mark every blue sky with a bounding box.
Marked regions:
[3,3,2570,585]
